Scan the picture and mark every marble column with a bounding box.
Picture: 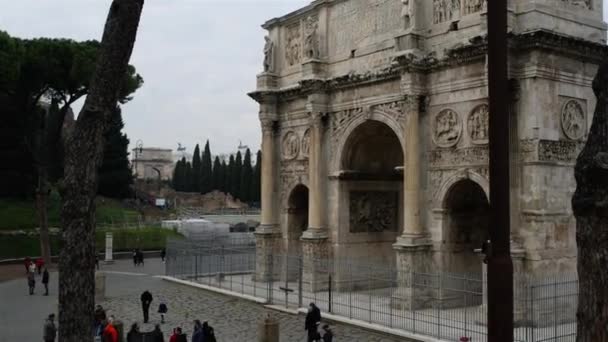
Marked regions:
[393,95,432,309]
[301,97,329,292]
[255,115,280,281]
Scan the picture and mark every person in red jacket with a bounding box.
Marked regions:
[35,258,44,275]
[169,327,187,342]
[103,317,119,342]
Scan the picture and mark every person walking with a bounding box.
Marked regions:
[94,305,107,339]
[103,317,119,342]
[127,323,143,342]
[138,249,145,266]
[305,303,322,342]
[141,290,153,323]
[192,320,203,342]
[24,256,31,274]
[202,321,216,342]
[322,324,333,342]
[43,314,57,342]
[27,270,36,295]
[158,302,168,324]
[35,257,44,275]
[42,268,50,296]
[133,249,138,267]
[28,260,37,274]
[151,324,164,342]
[160,248,166,262]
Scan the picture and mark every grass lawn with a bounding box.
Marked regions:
[0,227,183,259]
[0,192,140,231]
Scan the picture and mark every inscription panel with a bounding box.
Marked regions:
[328,0,401,57]
[349,191,399,233]
[430,147,489,166]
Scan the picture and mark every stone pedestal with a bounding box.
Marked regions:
[257,72,278,90]
[104,232,114,264]
[254,231,281,282]
[302,59,326,79]
[257,315,280,342]
[392,240,432,310]
[301,237,329,293]
[394,31,423,51]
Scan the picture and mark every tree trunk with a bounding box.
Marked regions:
[573,60,608,342]
[36,167,51,265]
[58,1,143,341]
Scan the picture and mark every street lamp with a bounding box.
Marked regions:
[134,139,143,179]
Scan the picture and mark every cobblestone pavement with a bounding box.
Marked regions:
[0,258,405,342]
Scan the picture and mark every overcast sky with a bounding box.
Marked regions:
[1,1,607,155]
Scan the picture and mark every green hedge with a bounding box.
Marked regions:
[0,227,182,259]
[0,193,140,231]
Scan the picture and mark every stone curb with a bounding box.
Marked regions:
[159,276,268,304]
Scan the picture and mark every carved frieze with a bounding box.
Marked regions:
[301,129,311,158]
[432,109,462,148]
[429,146,489,166]
[561,0,591,9]
[463,0,485,15]
[467,104,489,145]
[376,101,406,125]
[538,140,585,164]
[285,24,301,66]
[303,15,319,60]
[349,191,399,233]
[561,99,586,141]
[433,0,461,24]
[282,131,300,160]
[331,107,364,137]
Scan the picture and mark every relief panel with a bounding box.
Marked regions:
[467,104,489,145]
[349,191,399,233]
[285,24,302,67]
[560,99,587,141]
[432,109,462,148]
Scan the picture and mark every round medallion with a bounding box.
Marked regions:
[467,104,489,145]
[282,131,300,160]
[432,109,462,148]
[561,100,586,141]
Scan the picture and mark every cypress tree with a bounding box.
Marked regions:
[233,151,243,200]
[201,140,213,194]
[97,106,133,198]
[185,161,193,192]
[172,159,182,191]
[191,144,201,192]
[221,159,229,193]
[251,150,262,204]
[240,149,253,202]
[227,155,235,197]
[212,156,222,192]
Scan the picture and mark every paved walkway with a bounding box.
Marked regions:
[0,258,403,342]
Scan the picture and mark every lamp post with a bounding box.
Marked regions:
[487,0,514,340]
[134,139,143,179]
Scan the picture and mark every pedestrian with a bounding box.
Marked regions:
[158,302,168,324]
[42,267,50,296]
[29,260,37,274]
[133,249,138,266]
[24,256,31,273]
[103,317,119,342]
[202,321,216,342]
[169,327,187,342]
[36,257,44,275]
[160,248,166,262]
[94,305,107,339]
[141,290,153,323]
[305,303,322,342]
[43,313,57,342]
[138,250,145,266]
[151,324,164,342]
[192,320,203,342]
[322,324,333,342]
[127,323,143,342]
[27,271,36,295]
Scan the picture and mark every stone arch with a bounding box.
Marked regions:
[435,169,489,209]
[331,110,405,173]
[285,184,309,261]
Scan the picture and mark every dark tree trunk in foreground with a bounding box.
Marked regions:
[573,60,608,342]
[58,1,143,341]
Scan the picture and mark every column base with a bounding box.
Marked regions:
[301,237,330,293]
[301,59,326,80]
[301,227,328,240]
[392,238,432,310]
[254,229,281,282]
[256,72,278,90]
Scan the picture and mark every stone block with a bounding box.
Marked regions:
[256,73,278,90]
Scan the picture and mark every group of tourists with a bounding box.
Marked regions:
[133,249,145,266]
[24,256,50,295]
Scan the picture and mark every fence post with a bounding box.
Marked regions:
[464,276,468,339]
[437,273,441,338]
[554,280,558,339]
[195,251,198,281]
[298,256,303,308]
[531,284,535,342]
[329,274,332,314]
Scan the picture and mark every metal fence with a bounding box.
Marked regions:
[166,240,577,342]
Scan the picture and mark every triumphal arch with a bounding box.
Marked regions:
[249,0,607,301]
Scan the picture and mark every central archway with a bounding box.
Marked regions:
[337,120,403,271]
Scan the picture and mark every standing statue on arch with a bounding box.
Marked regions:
[263,35,274,73]
[401,0,416,30]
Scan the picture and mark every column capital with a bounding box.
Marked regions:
[260,119,276,134]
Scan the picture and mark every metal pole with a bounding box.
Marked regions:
[487,0,514,341]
